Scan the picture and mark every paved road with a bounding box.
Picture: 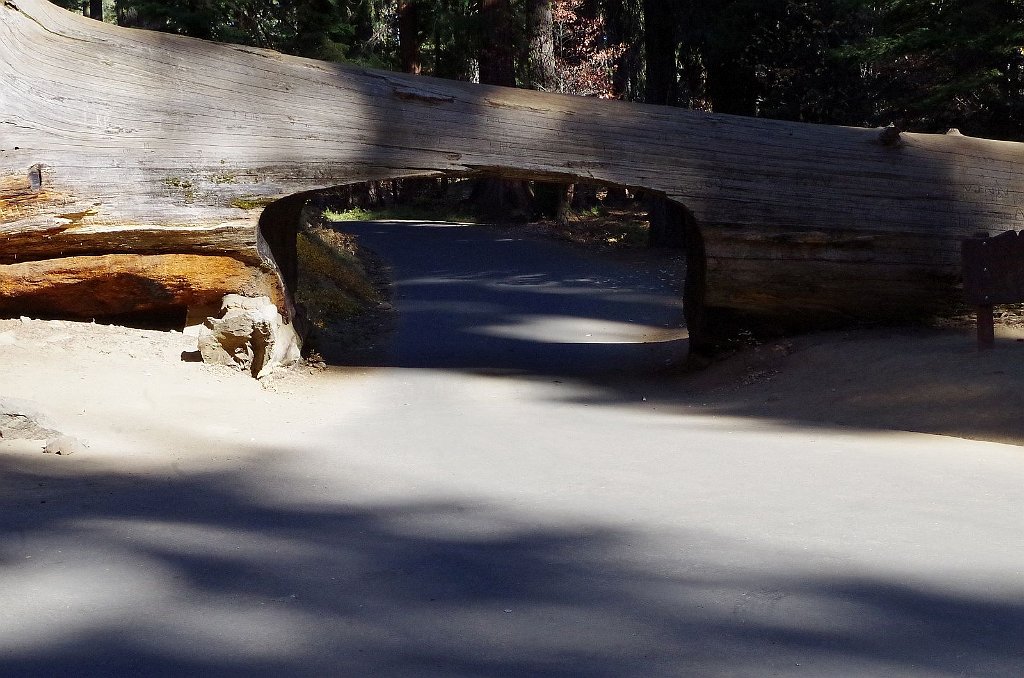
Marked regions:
[339,220,690,374]
[2,222,1023,677]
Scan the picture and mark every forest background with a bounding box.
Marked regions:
[55,0,1024,142]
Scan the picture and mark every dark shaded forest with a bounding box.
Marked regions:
[57,0,1024,141]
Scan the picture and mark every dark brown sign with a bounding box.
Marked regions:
[961,230,1024,349]
[962,230,1024,305]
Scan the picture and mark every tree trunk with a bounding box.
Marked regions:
[639,0,681,246]
[556,184,574,226]
[475,0,527,214]
[646,192,686,250]
[602,0,640,99]
[525,0,557,91]
[642,0,677,106]
[398,0,421,75]
[88,0,101,21]
[4,0,1024,353]
[477,0,516,87]
[0,254,272,319]
[524,0,567,221]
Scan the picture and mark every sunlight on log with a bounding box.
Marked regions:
[3,0,1024,350]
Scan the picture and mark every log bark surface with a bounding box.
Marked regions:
[3,0,1024,348]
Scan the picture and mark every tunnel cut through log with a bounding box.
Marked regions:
[5,0,1024,355]
[261,176,700,350]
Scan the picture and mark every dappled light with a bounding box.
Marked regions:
[5,2,1024,676]
[4,305,1024,676]
[316,219,689,375]
[1,448,1023,676]
[541,326,1024,446]
[468,315,688,344]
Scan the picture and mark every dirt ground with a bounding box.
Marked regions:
[3,304,1024,675]
[668,324,1024,446]
[3,313,1024,452]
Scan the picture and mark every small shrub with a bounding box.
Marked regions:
[323,207,375,222]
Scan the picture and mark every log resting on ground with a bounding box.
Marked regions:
[3,0,1024,353]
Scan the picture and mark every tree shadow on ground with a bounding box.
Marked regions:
[324,220,688,376]
[1,451,1022,677]
[557,326,1024,446]
[324,220,1024,445]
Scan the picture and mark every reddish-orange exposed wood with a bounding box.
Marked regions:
[0,253,282,318]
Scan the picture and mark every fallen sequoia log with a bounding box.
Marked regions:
[4,0,1024,357]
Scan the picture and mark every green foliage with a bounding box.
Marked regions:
[651,0,869,121]
[114,0,397,65]
[324,203,481,223]
[323,207,376,221]
[619,0,1024,138]
[840,0,1024,138]
[422,0,479,80]
[49,0,84,12]
[88,0,1024,140]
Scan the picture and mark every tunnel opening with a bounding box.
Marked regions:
[258,174,703,375]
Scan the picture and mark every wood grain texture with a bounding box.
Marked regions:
[3,0,1024,347]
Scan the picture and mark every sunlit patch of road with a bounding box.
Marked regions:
[469,315,689,344]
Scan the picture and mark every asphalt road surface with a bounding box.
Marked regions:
[340,219,690,374]
[1,221,1022,677]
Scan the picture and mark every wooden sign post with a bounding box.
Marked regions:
[961,230,1024,350]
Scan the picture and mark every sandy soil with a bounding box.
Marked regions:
[670,324,1024,446]
[3,314,1024,675]
[0,317,323,464]
[4,314,1024,457]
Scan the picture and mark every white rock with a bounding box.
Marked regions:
[197,295,301,379]
[0,398,60,439]
[43,435,87,455]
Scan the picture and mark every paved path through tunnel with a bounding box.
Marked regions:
[337,220,689,375]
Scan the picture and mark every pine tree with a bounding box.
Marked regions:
[845,0,1024,139]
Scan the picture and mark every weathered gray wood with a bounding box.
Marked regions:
[3,0,1024,350]
[0,218,260,265]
